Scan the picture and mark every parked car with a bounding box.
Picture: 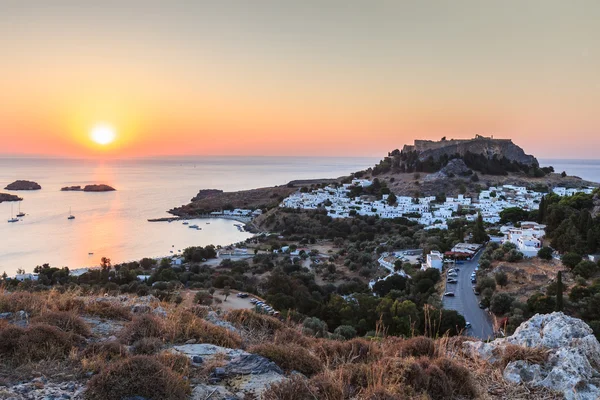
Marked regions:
[236,293,249,298]
[444,292,455,297]
[448,272,458,277]
[447,278,458,284]
[250,298,258,304]
[465,322,472,329]
[479,302,486,309]
[473,287,480,295]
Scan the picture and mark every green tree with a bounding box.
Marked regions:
[333,325,357,340]
[562,252,582,269]
[537,246,553,260]
[471,213,488,244]
[490,293,514,314]
[499,207,529,224]
[222,285,231,301]
[387,192,397,205]
[495,271,509,288]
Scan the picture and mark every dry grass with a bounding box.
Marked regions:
[32,311,91,337]
[156,351,191,376]
[186,305,210,318]
[84,301,132,320]
[225,308,285,333]
[162,309,242,348]
[132,337,164,355]
[311,338,381,367]
[119,314,164,344]
[85,355,190,400]
[7,324,83,363]
[249,343,322,376]
[80,341,129,373]
[497,344,549,368]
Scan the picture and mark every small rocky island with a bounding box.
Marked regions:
[61,184,116,192]
[0,193,23,203]
[4,180,41,190]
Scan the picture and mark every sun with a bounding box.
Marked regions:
[90,124,116,145]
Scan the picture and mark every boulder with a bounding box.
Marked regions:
[170,344,249,362]
[228,372,286,398]
[465,312,600,400]
[4,180,41,190]
[206,311,239,333]
[225,354,283,376]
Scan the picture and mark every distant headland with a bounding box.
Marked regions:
[0,193,23,203]
[4,180,41,190]
[61,184,116,192]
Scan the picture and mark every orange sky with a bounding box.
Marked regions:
[1,1,599,159]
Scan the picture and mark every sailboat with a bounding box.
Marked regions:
[8,204,19,223]
[68,207,75,220]
[16,201,25,217]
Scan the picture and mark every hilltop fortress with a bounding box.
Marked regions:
[402,135,538,167]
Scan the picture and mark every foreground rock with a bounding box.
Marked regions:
[4,180,41,190]
[171,344,286,398]
[0,378,84,399]
[61,184,115,192]
[0,193,22,203]
[465,312,600,400]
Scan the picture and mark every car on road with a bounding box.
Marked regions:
[448,272,458,277]
[479,301,486,309]
[444,292,455,297]
[447,278,458,284]
[236,293,249,298]
[472,287,480,295]
[465,322,472,329]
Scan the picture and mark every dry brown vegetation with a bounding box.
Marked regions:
[85,355,190,400]
[0,289,563,399]
[496,344,549,368]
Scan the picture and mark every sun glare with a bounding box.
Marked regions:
[91,124,116,145]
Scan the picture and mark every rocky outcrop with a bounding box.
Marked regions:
[191,189,225,202]
[464,312,600,400]
[0,193,22,203]
[4,180,41,190]
[424,158,472,181]
[61,184,115,192]
[403,136,538,167]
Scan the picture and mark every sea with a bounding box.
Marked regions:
[0,156,378,275]
[0,157,598,276]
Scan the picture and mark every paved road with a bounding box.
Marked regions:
[442,251,495,340]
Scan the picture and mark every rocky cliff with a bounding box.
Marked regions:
[465,312,600,400]
[4,180,41,190]
[403,136,538,167]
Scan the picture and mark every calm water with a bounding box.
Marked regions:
[539,159,600,183]
[0,156,377,275]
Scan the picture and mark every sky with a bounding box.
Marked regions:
[0,0,599,159]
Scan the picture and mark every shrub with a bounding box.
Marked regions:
[19,324,81,362]
[82,341,128,361]
[311,338,380,367]
[263,375,316,400]
[85,355,190,400]
[333,325,357,340]
[302,317,328,338]
[250,343,322,376]
[400,336,435,358]
[32,311,91,337]
[506,249,524,262]
[434,358,477,398]
[0,324,26,359]
[132,337,164,355]
[187,305,210,318]
[573,260,598,279]
[119,315,164,344]
[225,309,284,333]
[156,351,191,376]
[274,327,312,347]
[85,301,132,320]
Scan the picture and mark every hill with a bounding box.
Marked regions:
[0,288,596,399]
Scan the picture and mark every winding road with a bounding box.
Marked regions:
[442,251,495,340]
